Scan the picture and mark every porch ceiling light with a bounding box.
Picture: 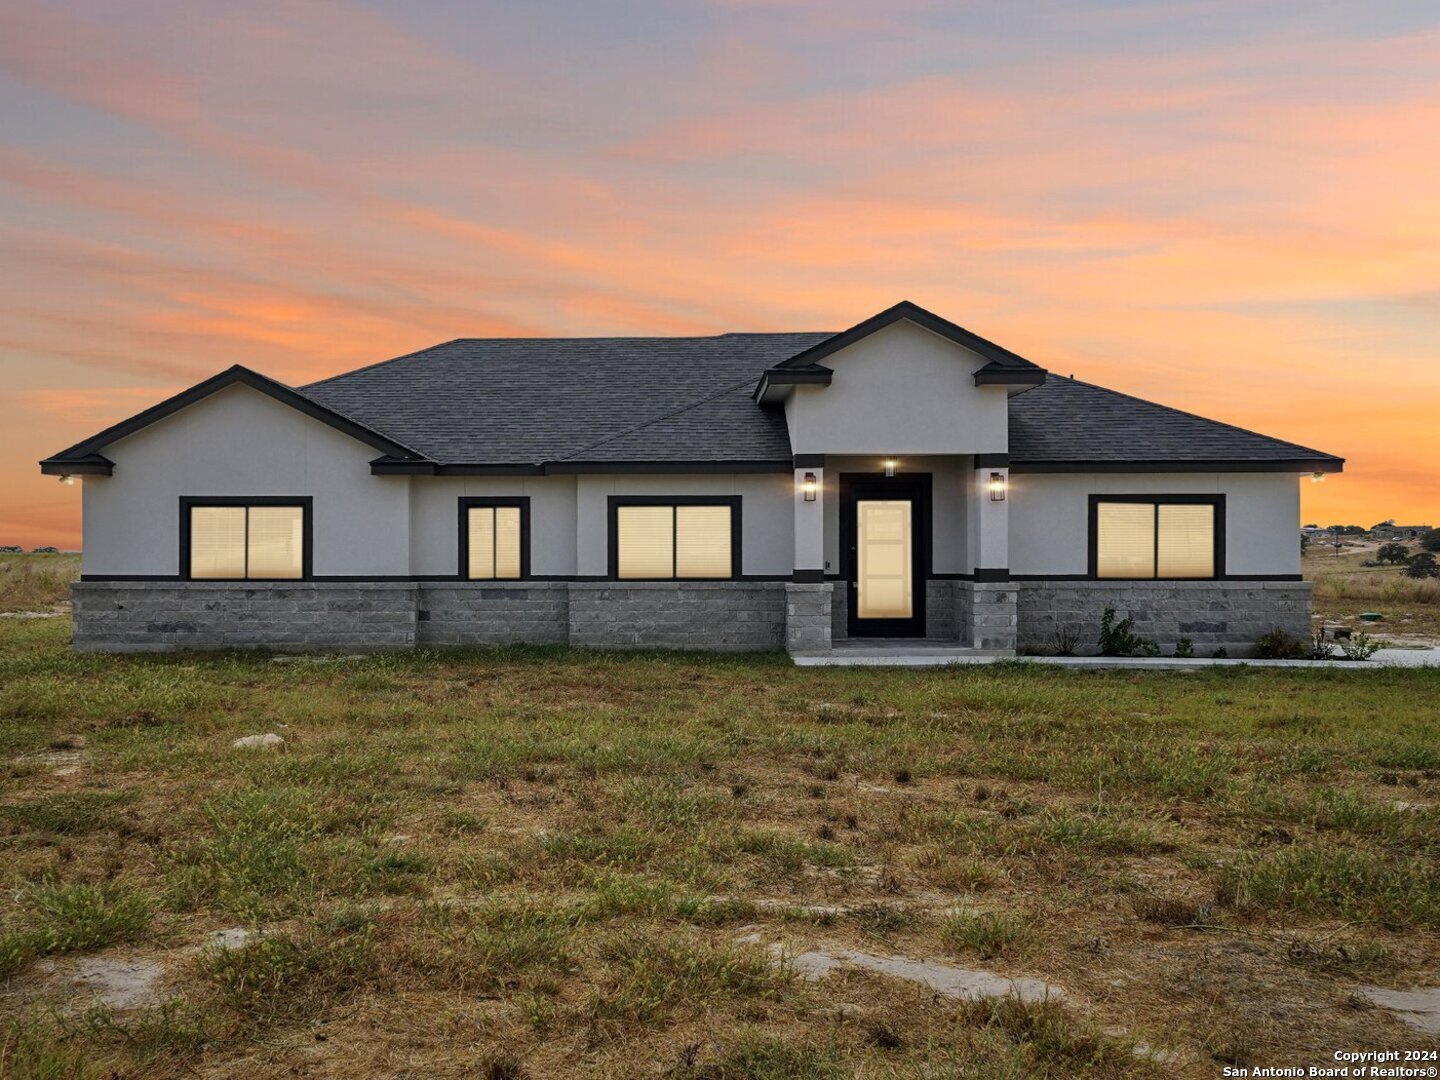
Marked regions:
[883,458,897,478]
[988,472,1006,501]
[802,472,817,501]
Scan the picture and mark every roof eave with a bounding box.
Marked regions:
[39,454,114,477]
[973,365,1047,387]
[753,366,833,404]
[1010,457,1345,474]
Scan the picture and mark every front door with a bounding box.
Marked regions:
[841,475,928,638]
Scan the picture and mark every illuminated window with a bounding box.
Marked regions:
[187,501,306,580]
[461,499,527,579]
[612,499,737,579]
[1094,498,1219,579]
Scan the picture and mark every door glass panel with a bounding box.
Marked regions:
[1096,502,1155,578]
[190,506,246,579]
[467,507,496,579]
[1157,504,1213,578]
[857,500,912,619]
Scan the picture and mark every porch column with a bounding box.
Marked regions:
[970,456,1010,581]
[792,459,825,581]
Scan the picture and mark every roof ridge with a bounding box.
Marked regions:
[1054,374,1337,459]
[550,375,761,463]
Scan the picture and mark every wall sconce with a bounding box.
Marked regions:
[1309,472,1325,483]
[801,472,817,501]
[988,472,1006,501]
[883,458,897,478]
[58,475,75,486]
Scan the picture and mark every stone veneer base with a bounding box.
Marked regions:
[70,578,1312,657]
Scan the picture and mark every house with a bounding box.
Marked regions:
[1370,522,1431,542]
[40,302,1343,656]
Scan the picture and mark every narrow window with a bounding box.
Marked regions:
[460,499,528,579]
[187,502,305,580]
[1094,498,1219,579]
[612,499,737,579]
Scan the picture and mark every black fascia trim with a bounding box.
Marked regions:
[1087,494,1226,580]
[1012,458,1344,474]
[45,366,422,468]
[973,568,1011,582]
[39,454,115,476]
[974,365,1047,386]
[458,497,531,580]
[369,457,439,475]
[792,454,826,468]
[775,300,1046,376]
[791,569,825,583]
[178,496,314,581]
[973,453,1010,468]
[549,460,791,475]
[606,495,742,580]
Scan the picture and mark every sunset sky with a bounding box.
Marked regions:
[3,0,1437,548]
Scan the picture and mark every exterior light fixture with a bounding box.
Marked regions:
[802,472,817,501]
[1310,472,1325,483]
[883,458,897,478]
[59,475,75,486]
[988,472,1006,501]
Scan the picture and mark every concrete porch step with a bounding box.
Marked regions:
[791,640,1016,666]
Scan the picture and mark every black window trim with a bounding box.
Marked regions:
[458,497,532,580]
[179,496,314,581]
[1087,494,1225,580]
[607,495,742,580]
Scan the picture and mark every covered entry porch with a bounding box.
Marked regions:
[783,454,1017,656]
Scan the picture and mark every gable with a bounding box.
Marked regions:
[783,319,1013,456]
[41,366,423,476]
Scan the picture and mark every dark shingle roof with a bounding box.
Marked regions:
[302,333,829,465]
[1009,375,1341,467]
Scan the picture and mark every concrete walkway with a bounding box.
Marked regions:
[791,645,1440,670]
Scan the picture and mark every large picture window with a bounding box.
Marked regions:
[182,498,310,580]
[459,498,529,580]
[1091,496,1222,579]
[609,497,739,579]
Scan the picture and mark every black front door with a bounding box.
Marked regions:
[840,474,928,638]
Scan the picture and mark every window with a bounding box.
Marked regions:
[1091,497,1222,579]
[459,498,529,579]
[609,497,738,579]
[183,499,309,580]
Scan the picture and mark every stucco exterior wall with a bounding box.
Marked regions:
[821,455,971,575]
[573,472,793,577]
[80,384,411,578]
[1007,472,1302,577]
[783,321,1009,457]
[408,476,578,577]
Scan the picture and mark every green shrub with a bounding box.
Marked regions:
[1254,628,1307,659]
[1098,607,1158,657]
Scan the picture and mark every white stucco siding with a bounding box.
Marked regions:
[408,476,578,577]
[1007,472,1302,577]
[784,321,1009,456]
[80,384,410,577]
[574,473,793,577]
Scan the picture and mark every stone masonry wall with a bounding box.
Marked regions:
[785,583,832,653]
[417,583,568,647]
[1016,580,1313,657]
[960,582,1018,651]
[567,582,786,651]
[71,581,417,653]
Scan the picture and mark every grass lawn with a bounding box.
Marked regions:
[1,616,1438,1078]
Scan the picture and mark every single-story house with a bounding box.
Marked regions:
[41,301,1342,656]
[1370,523,1431,542]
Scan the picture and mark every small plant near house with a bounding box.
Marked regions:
[1254,628,1307,660]
[1048,623,1081,656]
[1340,632,1380,662]
[1309,628,1337,660]
[1171,637,1194,659]
[1097,607,1159,657]
[1404,551,1439,579]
